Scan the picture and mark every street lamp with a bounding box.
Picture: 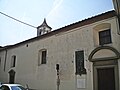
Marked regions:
[56,64,60,90]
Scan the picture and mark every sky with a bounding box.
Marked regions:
[0,0,114,46]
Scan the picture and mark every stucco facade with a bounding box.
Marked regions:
[0,10,120,90]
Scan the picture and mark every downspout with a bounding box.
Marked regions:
[116,6,120,35]
[116,16,120,35]
[4,49,7,71]
[118,17,120,35]
[113,0,120,35]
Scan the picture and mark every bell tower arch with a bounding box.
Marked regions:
[37,18,52,36]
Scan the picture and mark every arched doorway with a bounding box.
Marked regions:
[8,69,15,84]
[88,46,120,90]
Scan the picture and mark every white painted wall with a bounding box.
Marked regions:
[0,16,120,90]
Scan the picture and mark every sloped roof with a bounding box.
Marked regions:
[0,10,117,51]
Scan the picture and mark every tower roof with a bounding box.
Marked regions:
[37,18,52,29]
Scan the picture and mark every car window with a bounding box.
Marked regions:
[0,85,10,90]
[11,86,26,90]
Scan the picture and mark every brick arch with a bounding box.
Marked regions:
[88,46,120,62]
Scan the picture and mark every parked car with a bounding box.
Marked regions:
[0,82,2,87]
[0,84,26,90]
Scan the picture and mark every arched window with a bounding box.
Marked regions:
[11,55,16,67]
[93,23,112,46]
[38,49,47,66]
[8,69,15,84]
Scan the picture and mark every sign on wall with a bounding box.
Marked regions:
[77,78,86,88]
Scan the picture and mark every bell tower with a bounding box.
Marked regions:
[37,19,52,36]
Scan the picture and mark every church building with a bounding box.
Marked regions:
[0,10,120,90]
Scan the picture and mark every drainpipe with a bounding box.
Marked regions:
[115,16,120,35]
[4,49,7,71]
[118,17,120,35]
[112,0,120,35]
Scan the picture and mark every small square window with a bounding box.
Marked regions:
[99,29,112,45]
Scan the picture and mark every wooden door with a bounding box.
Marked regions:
[97,67,115,90]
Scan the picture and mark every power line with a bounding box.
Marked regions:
[0,11,37,28]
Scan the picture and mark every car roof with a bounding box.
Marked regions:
[2,84,22,86]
